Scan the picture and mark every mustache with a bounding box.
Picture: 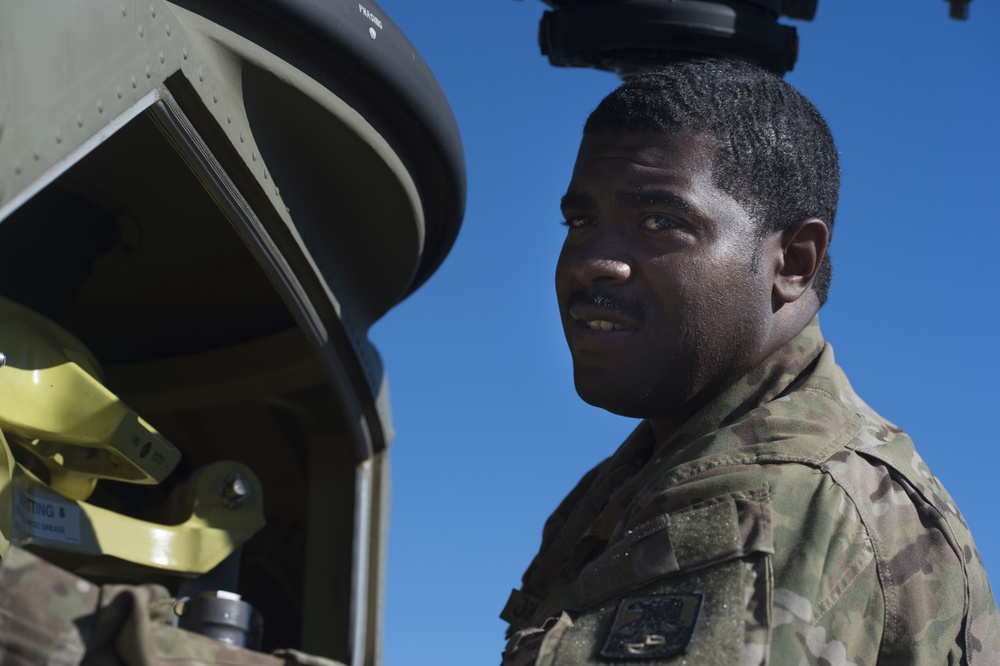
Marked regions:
[567,290,646,323]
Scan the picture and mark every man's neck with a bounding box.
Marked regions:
[647,304,822,446]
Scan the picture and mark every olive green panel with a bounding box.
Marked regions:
[0,112,297,363]
[0,2,418,663]
[0,1,183,211]
[163,0,426,339]
[242,63,420,328]
[0,0,425,406]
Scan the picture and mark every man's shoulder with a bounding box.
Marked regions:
[638,358,1000,658]
[627,354,964,587]
[640,353,957,550]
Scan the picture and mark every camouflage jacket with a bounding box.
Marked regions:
[500,318,1000,665]
[0,546,346,666]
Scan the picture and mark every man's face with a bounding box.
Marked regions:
[556,130,778,431]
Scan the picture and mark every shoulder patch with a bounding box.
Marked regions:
[600,593,702,660]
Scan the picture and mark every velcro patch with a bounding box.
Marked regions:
[600,593,702,660]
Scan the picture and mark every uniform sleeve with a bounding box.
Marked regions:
[0,546,347,666]
[817,447,1000,665]
[765,464,883,666]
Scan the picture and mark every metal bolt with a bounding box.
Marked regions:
[219,474,249,508]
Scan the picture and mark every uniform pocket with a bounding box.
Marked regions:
[546,489,774,665]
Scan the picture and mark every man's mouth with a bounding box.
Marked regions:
[581,319,629,331]
[567,292,643,333]
[569,307,640,333]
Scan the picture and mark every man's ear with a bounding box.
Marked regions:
[773,218,829,305]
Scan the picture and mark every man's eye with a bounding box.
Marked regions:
[560,216,592,229]
[640,215,681,231]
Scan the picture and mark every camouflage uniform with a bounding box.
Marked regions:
[0,546,345,665]
[501,318,1000,665]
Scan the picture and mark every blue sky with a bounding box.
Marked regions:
[368,2,1000,663]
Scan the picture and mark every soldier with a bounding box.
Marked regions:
[500,58,1000,664]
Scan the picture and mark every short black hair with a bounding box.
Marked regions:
[584,58,839,305]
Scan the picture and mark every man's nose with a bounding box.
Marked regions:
[570,237,632,285]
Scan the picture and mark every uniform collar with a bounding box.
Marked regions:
[655,316,826,456]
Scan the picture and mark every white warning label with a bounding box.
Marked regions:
[13,485,81,545]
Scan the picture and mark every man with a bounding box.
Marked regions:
[500,58,999,665]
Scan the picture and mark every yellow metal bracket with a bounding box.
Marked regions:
[0,296,180,489]
[9,459,265,575]
[0,296,264,575]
